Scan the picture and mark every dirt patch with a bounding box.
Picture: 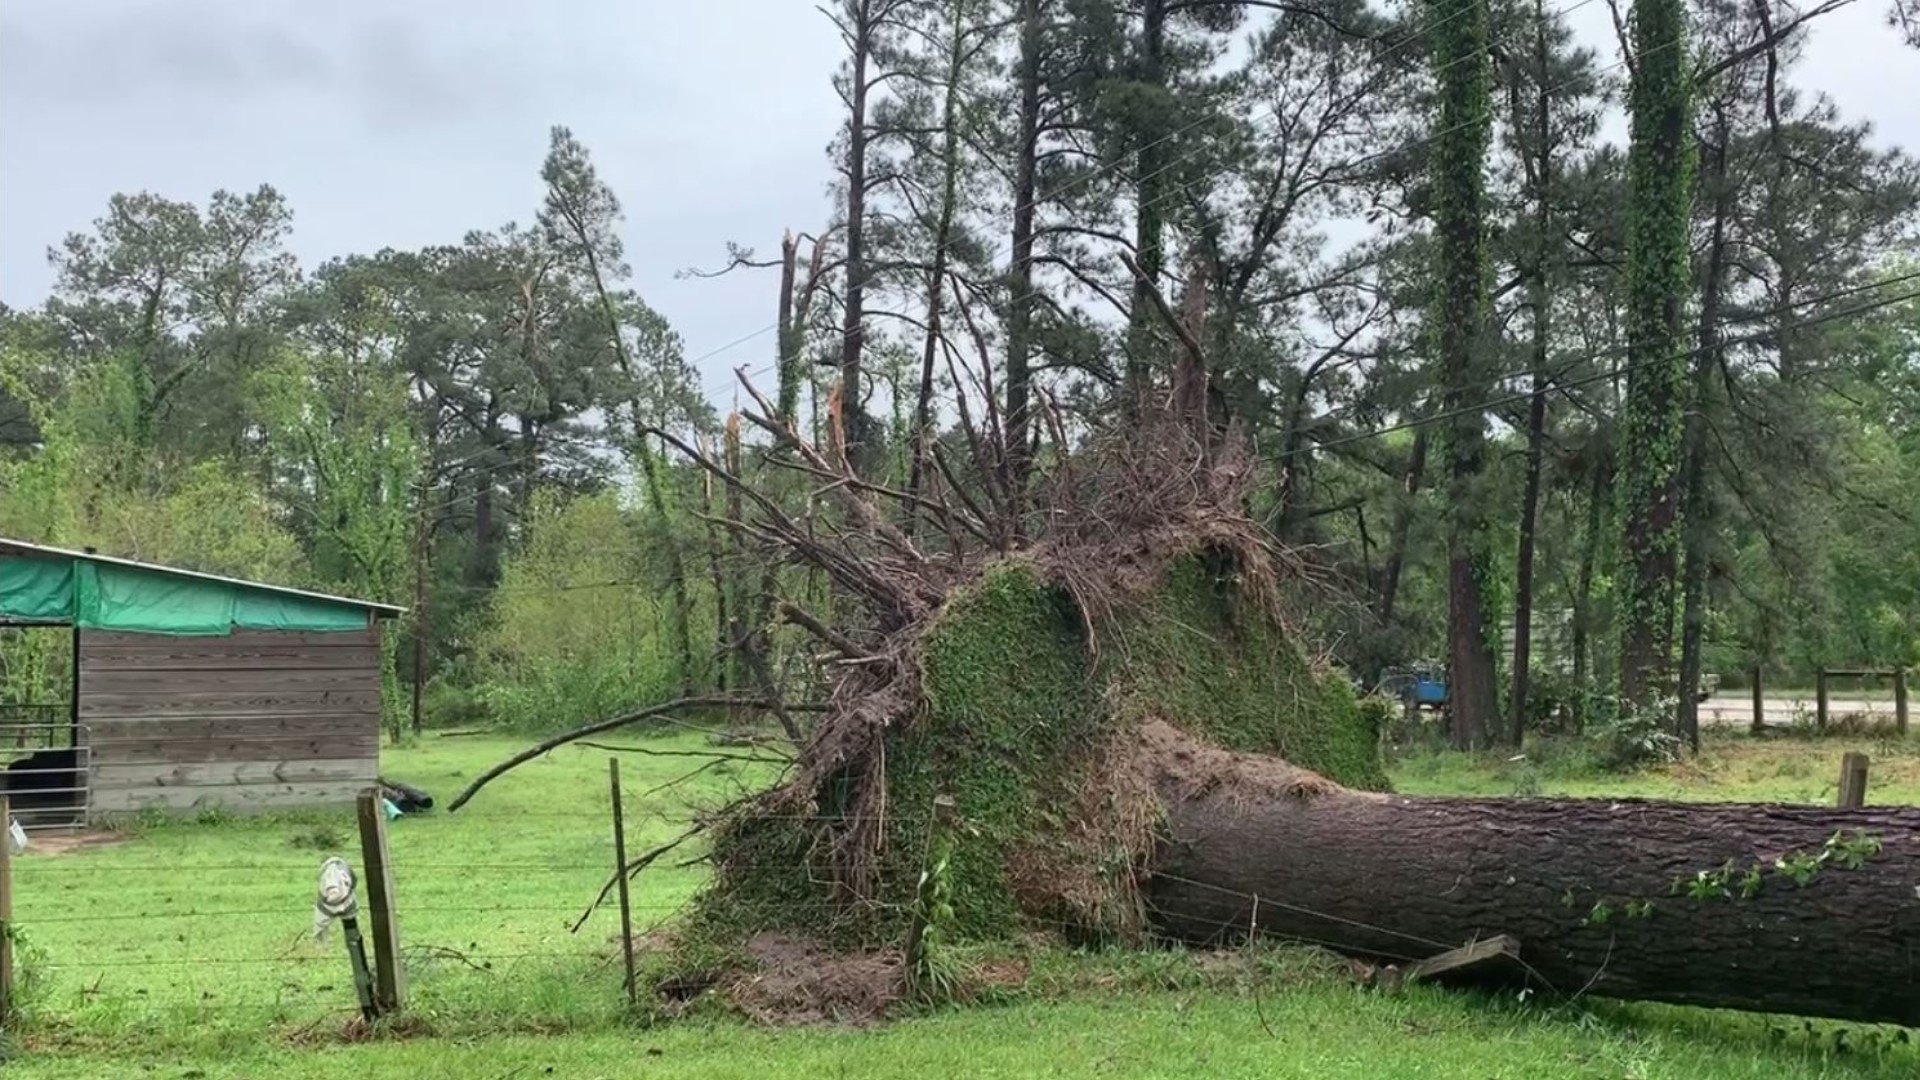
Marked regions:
[726,932,904,1026]
[17,830,130,857]
[1134,718,1342,806]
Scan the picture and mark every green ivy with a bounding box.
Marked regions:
[1614,0,1697,703]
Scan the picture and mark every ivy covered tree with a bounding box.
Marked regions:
[1427,0,1500,748]
[1614,0,1694,709]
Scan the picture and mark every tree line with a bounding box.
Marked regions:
[3,0,1917,747]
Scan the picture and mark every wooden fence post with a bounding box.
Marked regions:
[1,796,13,1023]
[356,789,405,1013]
[1836,752,1870,809]
[1750,667,1764,734]
[1895,668,1909,737]
[1816,669,1830,731]
[609,758,637,1008]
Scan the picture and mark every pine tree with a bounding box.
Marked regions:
[1428,0,1500,748]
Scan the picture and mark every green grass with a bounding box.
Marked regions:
[3,728,1915,1079]
[4,731,767,1066]
[10,986,1915,1079]
[1392,729,1920,804]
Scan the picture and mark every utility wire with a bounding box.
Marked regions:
[1299,283,1920,460]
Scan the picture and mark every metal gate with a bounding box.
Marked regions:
[0,705,90,832]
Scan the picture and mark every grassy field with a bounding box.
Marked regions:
[1393,728,1920,803]
[3,728,1915,1079]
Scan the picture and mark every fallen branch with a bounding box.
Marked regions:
[573,740,792,764]
[779,600,870,661]
[446,696,792,813]
[572,826,709,933]
[570,784,774,933]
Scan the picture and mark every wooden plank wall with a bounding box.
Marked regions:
[79,628,381,815]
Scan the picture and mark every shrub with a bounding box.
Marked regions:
[1587,695,1682,771]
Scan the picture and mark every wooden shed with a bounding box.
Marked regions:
[0,539,402,824]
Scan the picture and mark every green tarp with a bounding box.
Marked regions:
[0,556,73,622]
[232,588,368,633]
[0,553,370,636]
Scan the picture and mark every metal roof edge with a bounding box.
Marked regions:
[0,538,407,617]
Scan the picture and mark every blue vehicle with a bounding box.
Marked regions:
[1376,662,1447,713]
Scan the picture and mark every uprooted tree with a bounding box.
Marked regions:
[448,351,1920,1026]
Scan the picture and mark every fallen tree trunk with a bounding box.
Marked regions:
[1147,744,1920,1025]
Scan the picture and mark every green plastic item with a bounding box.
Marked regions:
[1,552,369,636]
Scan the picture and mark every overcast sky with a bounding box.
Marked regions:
[4,1,1917,403]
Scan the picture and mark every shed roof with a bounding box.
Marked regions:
[0,538,403,635]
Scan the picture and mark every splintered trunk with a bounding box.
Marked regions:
[1149,783,1920,1025]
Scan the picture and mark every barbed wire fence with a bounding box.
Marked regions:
[0,767,732,1044]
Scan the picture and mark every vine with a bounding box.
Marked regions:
[1570,831,1885,924]
[1614,0,1697,706]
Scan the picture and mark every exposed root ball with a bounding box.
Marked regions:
[687,411,1388,956]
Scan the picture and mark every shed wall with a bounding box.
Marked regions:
[79,628,381,815]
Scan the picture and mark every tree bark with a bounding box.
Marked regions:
[1125,0,1169,406]
[838,1,876,473]
[1374,428,1427,628]
[639,445,698,697]
[1429,0,1498,749]
[776,233,803,432]
[1508,0,1556,749]
[1510,376,1548,747]
[1149,785,1920,1025]
[1004,0,1042,516]
[906,3,968,535]
[1616,0,1693,708]
[1676,119,1732,753]
[1571,449,1608,731]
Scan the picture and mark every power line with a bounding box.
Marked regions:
[1280,266,1920,448]
[1299,283,1920,460]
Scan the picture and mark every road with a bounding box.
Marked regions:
[1698,694,1899,727]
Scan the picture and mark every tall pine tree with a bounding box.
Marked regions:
[1429,0,1500,748]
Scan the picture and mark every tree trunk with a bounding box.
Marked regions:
[639,445,698,697]
[906,3,968,535]
[776,233,804,433]
[1616,0,1693,708]
[1374,428,1427,628]
[1508,0,1555,749]
[701,442,734,703]
[1509,376,1548,747]
[1125,0,1169,406]
[1429,0,1497,749]
[839,5,875,474]
[1149,782,1920,1025]
[738,235,805,728]
[1571,450,1608,731]
[1676,121,1732,753]
[1004,0,1042,516]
